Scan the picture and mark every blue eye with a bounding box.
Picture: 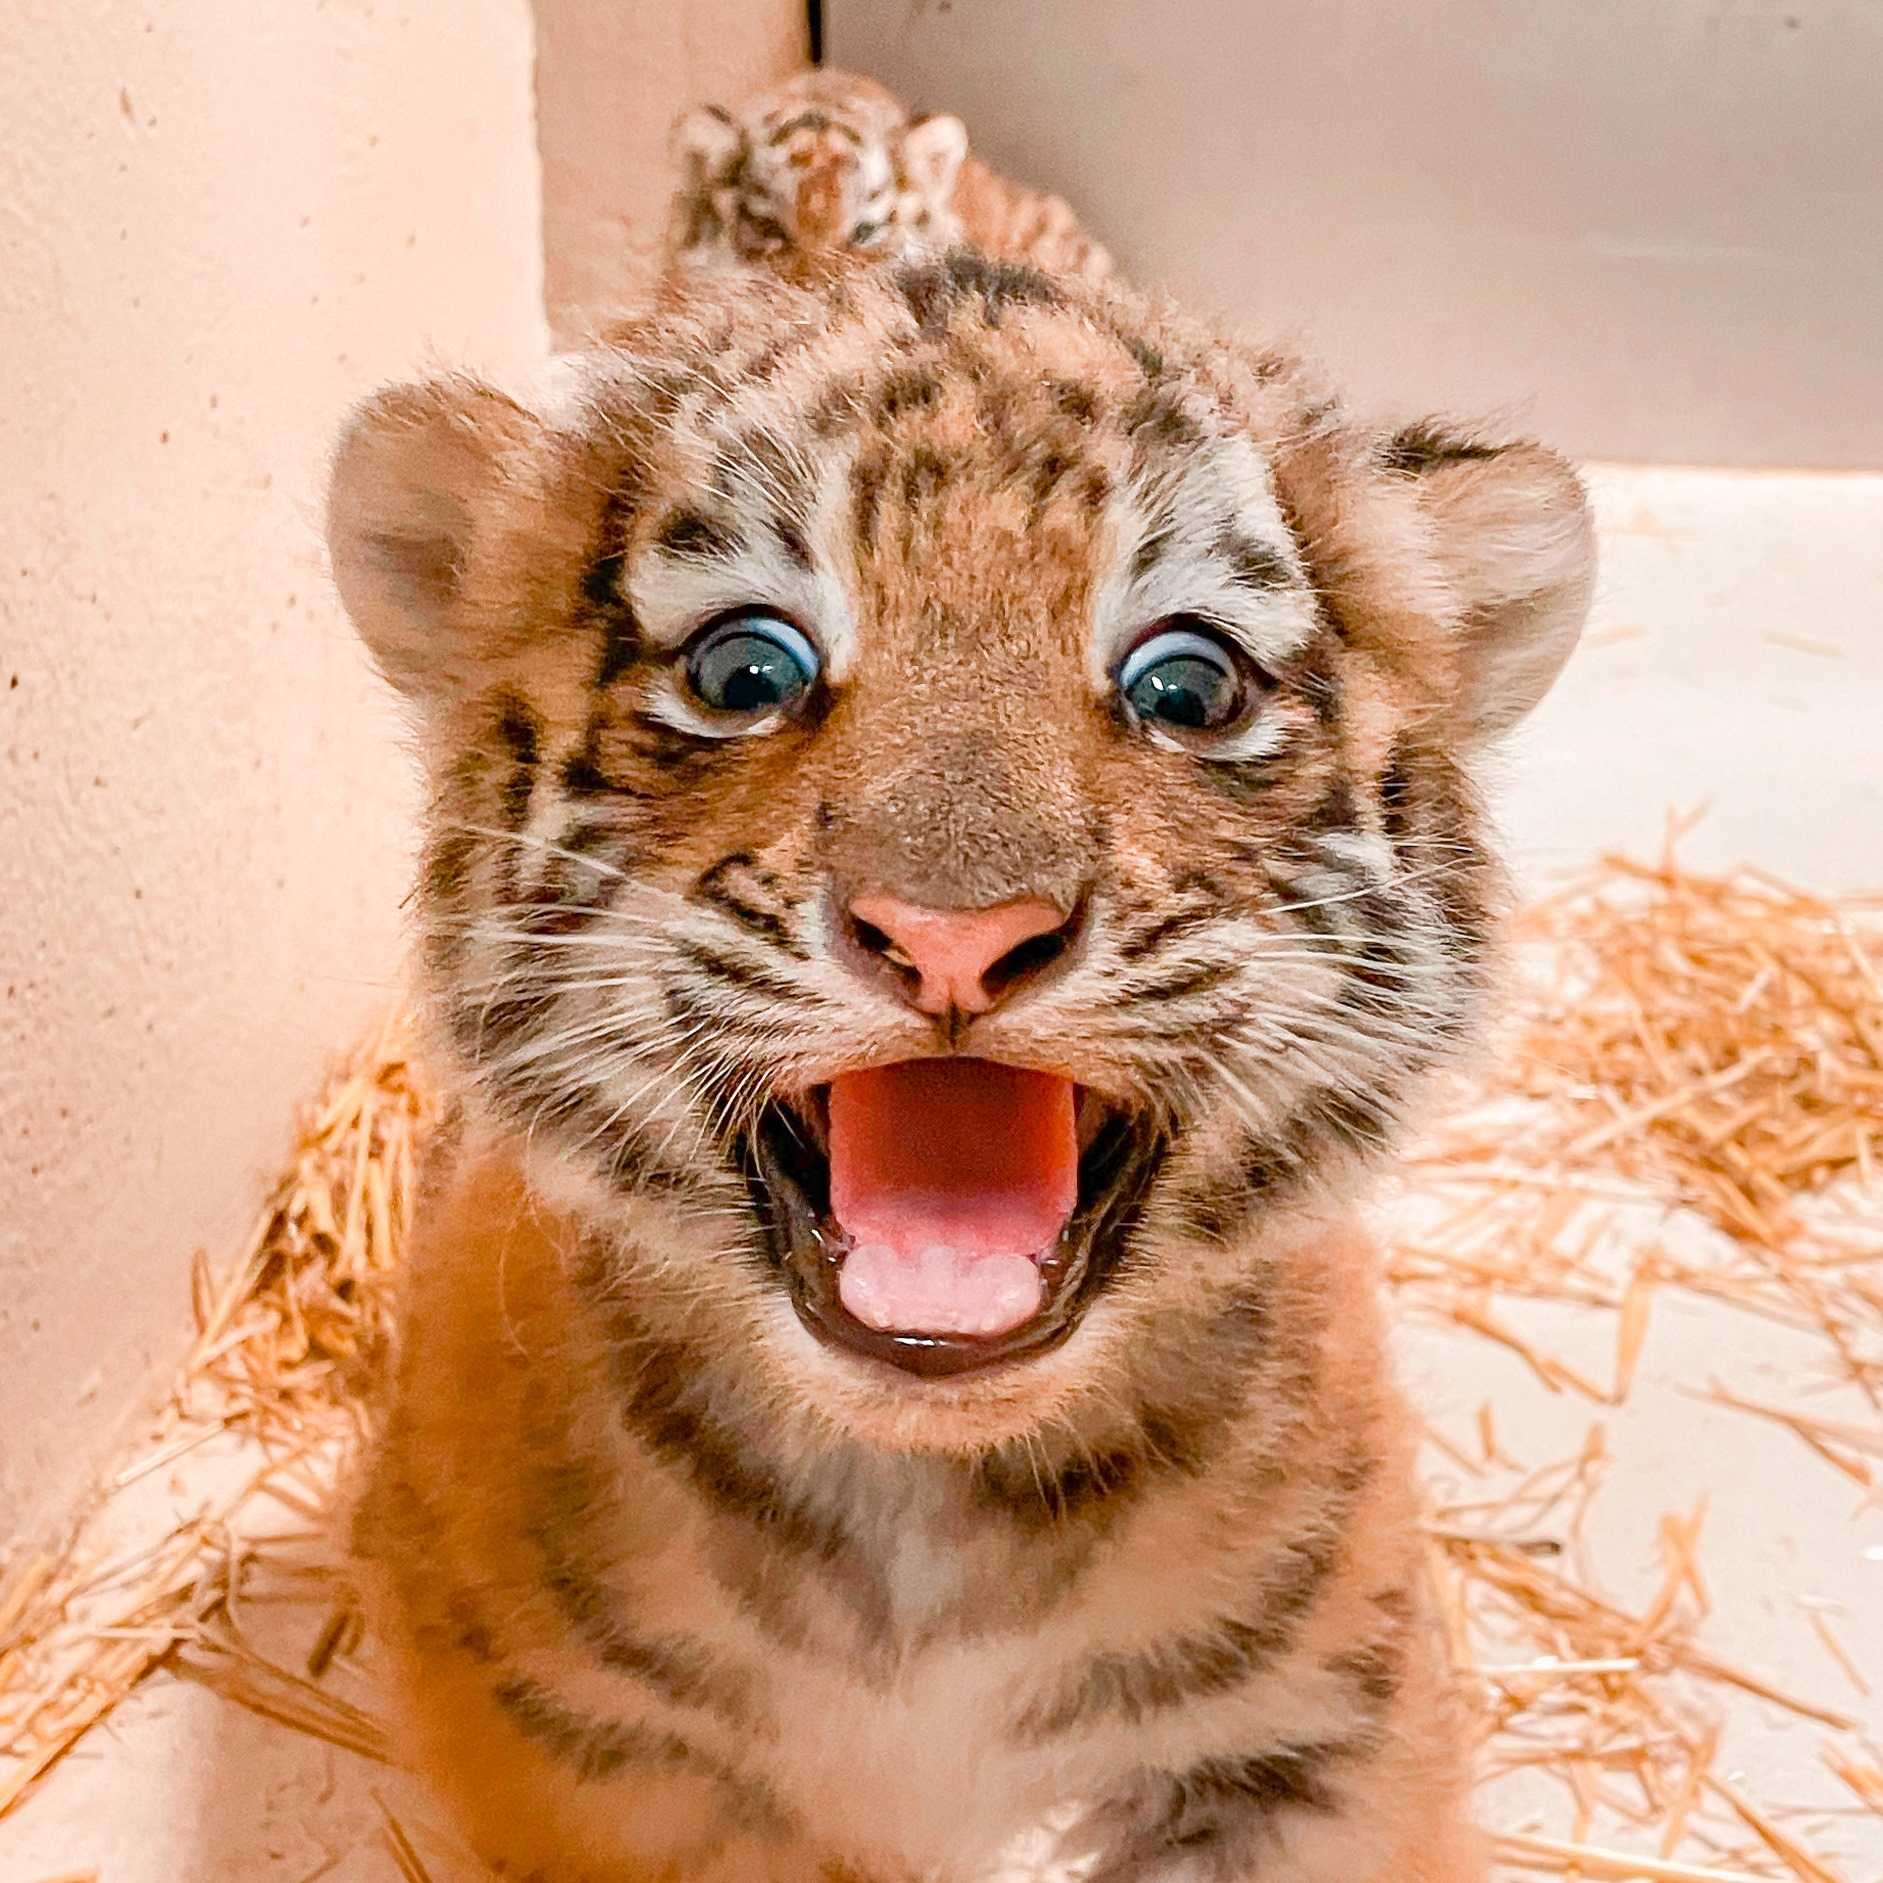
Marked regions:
[1118,623,1249,733]
[684,610,820,717]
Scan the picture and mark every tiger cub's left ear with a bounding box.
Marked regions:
[671,103,747,181]
[1390,425,1597,741]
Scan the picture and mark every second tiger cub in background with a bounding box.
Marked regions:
[670,67,1113,283]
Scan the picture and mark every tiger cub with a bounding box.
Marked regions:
[670,67,1112,283]
[327,251,1593,1882]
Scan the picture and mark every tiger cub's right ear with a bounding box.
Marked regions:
[326,378,539,703]
[1387,424,1597,742]
[900,113,969,201]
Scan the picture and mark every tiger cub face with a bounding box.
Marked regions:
[670,68,968,275]
[328,254,1592,1454]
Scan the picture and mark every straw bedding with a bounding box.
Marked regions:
[2,851,1878,1880]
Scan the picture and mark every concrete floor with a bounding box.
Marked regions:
[4,463,1880,1881]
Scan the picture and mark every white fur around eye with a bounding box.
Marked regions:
[1143,711,1292,766]
[630,537,832,646]
[639,670,793,742]
[625,439,861,678]
[1089,435,1319,695]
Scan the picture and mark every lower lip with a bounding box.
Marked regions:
[786,1240,1087,1380]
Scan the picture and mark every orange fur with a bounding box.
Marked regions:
[327,255,1592,1881]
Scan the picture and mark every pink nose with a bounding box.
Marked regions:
[847,892,1073,1016]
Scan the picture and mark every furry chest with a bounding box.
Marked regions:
[748,1634,1094,1877]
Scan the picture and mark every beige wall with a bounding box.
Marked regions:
[830,0,1883,469]
[534,0,807,344]
[0,1,547,1544]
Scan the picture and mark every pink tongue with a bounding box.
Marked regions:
[828,1060,1078,1339]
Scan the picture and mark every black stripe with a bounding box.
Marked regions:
[1027,447,1074,511]
[1378,420,1505,474]
[654,507,741,559]
[515,895,608,941]
[449,980,555,1058]
[1379,739,1414,849]
[771,513,812,570]
[1015,1452,1374,1741]
[693,852,805,957]
[489,1674,789,1827]
[1306,1083,1398,1160]
[579,1282,851,1566]
[1173,1076,1405,1246]
[1217,531,1293,592]
[1166,1151,1274,1246]
[1049,378,1097,422]
[478,1061,705,1199]
[595,614,639,690]
[422,829,475,908]
[530,1467,761,1730]
[872,366,943,421]
[1087,1736,1373,1879]
[973,1286,1263,1534]
[1287,634,1343,727]
[445,1590,498,1666]
[895,250,1063,338]
[577,490,643,689]
[491,1674,678,1782]
[673,939,816,1005]
[1131,957,1238,1003]
[525,817,636,911]
[1325,1632,1403,1711]
[1303,775,1358,834]
[583,486,637,617]
[584,547,627,617]
[1124,388,1202,447]
[851,451,886,548]
[656,981,814,1100]
[575,1285,903,1645]
[975,1438,1143,1530]
[1335,885,1425,1016]
[557,738,617,790]
[1128,517,1177,585]
[1157,1737,1361,1829]
[1115,907,1219,962]
[559,725,621,797]
[495,697,541,831]
[1123,337,1165,380]
[614,712,723,777]
[768,109,857,145]
[898,443,950,509]
[1202,751,1292,807]
[1326,1581,1416,1717]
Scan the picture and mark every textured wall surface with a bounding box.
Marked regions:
[534,0,806,344]
[0,0,547,1545]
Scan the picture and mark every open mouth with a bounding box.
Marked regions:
[751,1059,1161,1380]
